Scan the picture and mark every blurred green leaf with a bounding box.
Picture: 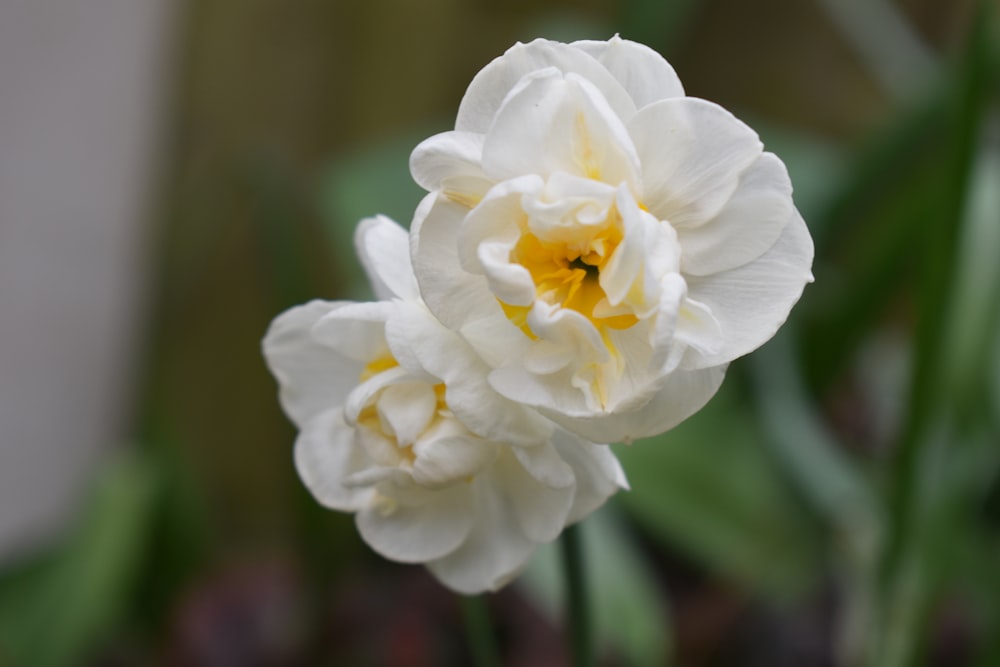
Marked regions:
[0,449,157,667]
[750,334,881,561]
[521,506,672,666]
[614,383,822,597]
[320,128,436,298]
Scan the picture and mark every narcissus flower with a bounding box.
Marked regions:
[410,36,814,443]
[263,216,625,593]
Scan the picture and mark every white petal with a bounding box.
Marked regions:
[385,302,554,447]
[512,441,575,489]
[311,301,393,363]
[376,382,437,447]
[293,408,372,511]
[571,36,685,107]
[343,365,411,425]
[426,476,538,593]
[356,481,474,563]
[685,210,814,367]
[629,97,762,228]
[456,38,636,134]
[262,300,361,428]
[412,434,498,488]
[544,365,727,444]
[354,215,419,301]
[411,192,498,331]
[551,430,628,523]
[673,297,723,361]
[482,69,640,186]
[410,131,492,206]
[496,450,573,542]
[678,152,795,276]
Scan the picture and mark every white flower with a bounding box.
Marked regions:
[409,36,814,443]
[263,215,626,593]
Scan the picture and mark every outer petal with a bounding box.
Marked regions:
[678,152,795,277]
[551,430,629,523]
[456,38,637,134]
[411,192,497,331]
[410,131,492,207]
[312,301,393,363]
[355,215,419,301]
[512,441,575,489]
[482,69,641,187]
[293,408,372,512]
[426,475,538,594]
[495,450,574,543]
[262,300,361,428]
[685,210,814,367]
[356,481,474,563]
[571,36,685,108]
[543,365,727,444]
[629,97,762,228]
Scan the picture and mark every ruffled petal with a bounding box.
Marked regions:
[262,300,361,428]
[293,408,372,512]
[425,475,538,593]
[685,210,814,367]
[411,193,499,331]
[354,215,419,301]
[410,131,492,207]
[356,481,474,563]
[496,450,573,542]
[376,382,437,447]
[511,441,575,489]
[456,38,636,134]
[678,152,795,276]
[571,35,685,108]
[482,69,640,187]
[629,97,762,228]
[543,365,727,444]
[385,301,552,447]
[551,429,628,523]
[311,301,393,363]
[412,433,499,488]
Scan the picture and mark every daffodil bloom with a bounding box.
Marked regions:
[263,216,626,593]
[410,36,814,443]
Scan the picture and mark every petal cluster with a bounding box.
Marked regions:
[263,36,813,594]
[264,216,625,593]
[410,36,814,443]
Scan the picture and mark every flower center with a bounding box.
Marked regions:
[499,224,639,338]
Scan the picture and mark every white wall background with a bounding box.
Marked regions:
[0,0,175,561]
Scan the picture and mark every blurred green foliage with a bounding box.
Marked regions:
[1,0,998,665]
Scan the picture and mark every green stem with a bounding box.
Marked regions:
[461,595,500,667]
[562,523,594,667]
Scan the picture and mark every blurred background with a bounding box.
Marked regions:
[0,0,997,665]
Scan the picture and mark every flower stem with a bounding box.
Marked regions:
[562,523,594,667]
[461,595,500,667]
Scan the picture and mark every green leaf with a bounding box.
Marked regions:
[614,382,822,597]
[319,127,437,298]
[0,449,158,667]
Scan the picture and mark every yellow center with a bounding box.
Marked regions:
[499,224,638,339]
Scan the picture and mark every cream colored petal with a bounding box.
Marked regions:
[456,38,636,133]
[354,214,418,301]
[571,35,685,107]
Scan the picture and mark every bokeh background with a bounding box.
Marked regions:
[1,0,998,665]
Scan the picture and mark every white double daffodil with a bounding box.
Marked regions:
[263,216,625,593]
[410,36,814,443]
